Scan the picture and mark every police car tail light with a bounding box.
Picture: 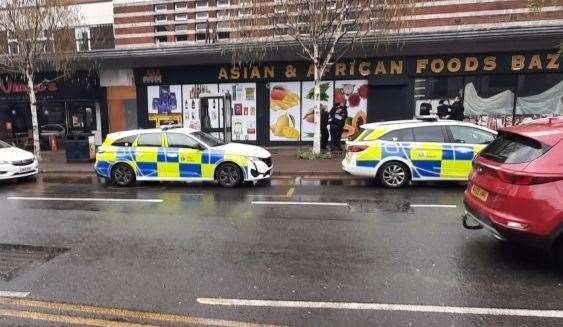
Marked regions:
[347,145,368,153]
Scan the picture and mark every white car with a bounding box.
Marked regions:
[0,140,38,181]
[95,127,273,187]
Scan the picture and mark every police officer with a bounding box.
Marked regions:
[320,105,329,151]
[437,99,451,119]
[329,102,348,151]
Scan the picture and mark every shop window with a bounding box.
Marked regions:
[176,34,188,41]
[463,75,517,129]
[414,77,463,117]
[515,73,562,123]
[75,27,91,52]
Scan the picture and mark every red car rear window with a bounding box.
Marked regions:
[480,132,551,164]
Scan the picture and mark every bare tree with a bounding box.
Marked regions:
[228,0,415,153]
[0,0,81,158]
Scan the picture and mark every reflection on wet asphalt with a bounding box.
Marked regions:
[0,174,561,327]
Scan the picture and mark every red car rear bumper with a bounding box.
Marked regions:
[463,191,562,250]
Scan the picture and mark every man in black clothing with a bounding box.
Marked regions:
[320,105,329,151]
[329,102,348,151]
[450,97,464,121]
[437,99,451,119]
[419,102,432,116]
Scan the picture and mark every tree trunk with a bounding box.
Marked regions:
[312,67,322,154]
[26,71,41,160]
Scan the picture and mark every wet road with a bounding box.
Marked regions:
[0,175,561,326]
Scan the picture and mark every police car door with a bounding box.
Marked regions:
[410,126,446,179]
[165,132,203,179]
[134,132,164,178]
[445,125,496,178]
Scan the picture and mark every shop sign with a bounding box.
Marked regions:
[415,53,560,75]
[217,60,405,81]
[0,80,57,95]
[142,69,162,84]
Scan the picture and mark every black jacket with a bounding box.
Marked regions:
[329,105,348,127]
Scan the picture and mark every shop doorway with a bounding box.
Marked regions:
[368,84,412,122]
[199,95,232,143]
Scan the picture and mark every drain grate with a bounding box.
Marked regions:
[0,244,68,281]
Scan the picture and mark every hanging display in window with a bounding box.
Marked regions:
[218,83,257,141]
[301,81,333,141]
[181,84,218,130]
[147,85,183,127]
[269,82,301,141]
[334,80,368,140]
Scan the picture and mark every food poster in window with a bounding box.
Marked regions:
[334,80,368,140]
[414,78,464,121]
[181,84,218,130]
[301,81,333,141]
[218,83,257,141]
[270,82,301,141]
[147,85,183,127]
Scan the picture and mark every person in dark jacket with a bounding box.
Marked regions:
[437,99,451,119]
[450,97,464,121]
[329,102,348,151]
[320,105,329,151]
[419,102,432,116]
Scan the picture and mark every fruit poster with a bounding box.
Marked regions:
[334,80,368,140]
[218,83,257,141]
[270,82,301,141]
[147,85,183,126]
[301,81,334,141]
[181,84,218,130]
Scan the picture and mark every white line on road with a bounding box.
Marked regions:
[197,298,563,319]
[0,291,29,298]
[251,201,349,207]
[7,197,163,203]
[410,204,457,208]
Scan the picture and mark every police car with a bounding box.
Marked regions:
[95,127,272,187]
[342,118,496,187]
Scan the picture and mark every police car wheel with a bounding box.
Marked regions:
[216,163,243,188]
[379,162,410,188]
[111,163,136,187]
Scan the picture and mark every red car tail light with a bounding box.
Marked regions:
[347,145,368,153]
[496,171,563,185]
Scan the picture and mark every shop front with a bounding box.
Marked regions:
[0,72,104,150]
[132,50,561,145]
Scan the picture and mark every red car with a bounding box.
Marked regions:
[462,116,563,266]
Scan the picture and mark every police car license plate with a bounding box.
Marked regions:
[471,185,489,202]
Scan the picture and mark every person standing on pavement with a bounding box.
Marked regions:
[320,105,329,151]
[450,96,464,121]
[329,102,348,151]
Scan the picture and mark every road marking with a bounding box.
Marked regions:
[251,201,349,207]
[197,298,563,319]
[0,291,29,298]
[0,297,281,327]
[286,187,295,197]
[410,204,457,208]
[0,308,156,327]
[7,197,163,203]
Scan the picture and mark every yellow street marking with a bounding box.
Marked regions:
[0,308,158,327]
[286,187,295,197]
[0,297,282,327]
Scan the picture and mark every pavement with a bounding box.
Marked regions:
[0,175,561,326]
[38,147,350,178]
